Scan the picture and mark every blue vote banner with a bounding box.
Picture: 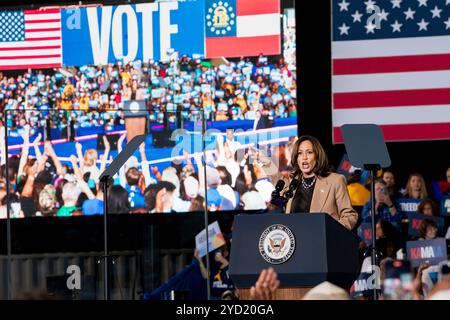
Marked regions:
[406,238,447,267]
[61,0,205,66]
[407,212,445,238]
[440,195,450,216]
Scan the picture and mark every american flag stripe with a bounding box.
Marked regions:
[26,19,61,24]
[0,58,61,66]
[333,54,450,75]
[27,26,61,31]
[332,0,450,143]
[26,22,60,29]
[0,63,61,70]
[333,70,450,93]
[0,39,61,48]
[26,31,61,39]
[332,36,450,59]
[0,9,62,70]
[334,123,450,143]
[333,105,450,125]
[0,45,61,51]
[334,88,450,108]
[0,53,62,59]
[0,49,62,57]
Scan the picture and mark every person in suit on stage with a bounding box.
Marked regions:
[281,135,358,230]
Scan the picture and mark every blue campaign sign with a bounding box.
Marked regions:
[406,238,447,267]
[440,195,450,216]
[350,272,381,299]
[407,212,445,238]
[61,1,205,66]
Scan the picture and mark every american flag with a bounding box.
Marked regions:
[332,0,450,143]
[0,9,62,70]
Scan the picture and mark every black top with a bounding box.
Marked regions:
[291,176,317,214]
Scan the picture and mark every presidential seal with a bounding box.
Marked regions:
[129,101,140,113]
[259,224,295,264]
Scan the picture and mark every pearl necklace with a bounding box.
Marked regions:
[301,175,316,189]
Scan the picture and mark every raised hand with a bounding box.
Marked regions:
[139,142,146,153]
[118,134,126,149]
[70,154,78,165]
[37,154,48,173]
[75,142,83,153]
[103,135,110,150]
[216,134,224,144]
[44,141,56,156]
[33,133,42,146]
[249,267,280,300]
[21,124,31,143]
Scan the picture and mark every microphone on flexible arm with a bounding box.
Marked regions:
[270,180,286,208]
[284,179,300,199]
[270,179,300,209]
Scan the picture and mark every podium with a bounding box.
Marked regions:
[229,213,359,300]
[124,100,148,143]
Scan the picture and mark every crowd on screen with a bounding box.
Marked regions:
[0,53,297,221]
[0,53,297,134]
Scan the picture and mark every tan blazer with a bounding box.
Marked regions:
[282,172,358,230]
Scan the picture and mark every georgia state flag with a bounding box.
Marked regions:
[204,0,281,58]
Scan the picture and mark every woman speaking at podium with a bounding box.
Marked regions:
[282,135,357,230]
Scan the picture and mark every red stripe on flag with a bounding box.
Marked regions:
[0,54,61,60]
[333,88,450,109]
[333,54,450,75]
[236,0,280,15]
[0,63,61,70]
[206,35,280,58]
[0,45,60,51]
[334,123,450,143]
[26,19,61,23]
[26,28,61,32]
[24,9,60,14]
[24,37,61,41]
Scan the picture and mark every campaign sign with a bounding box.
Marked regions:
[350,272,381,299]
[357,222,373,246]
[195,221,226,258]
[440,195,450,216]
[406,238,447,267]
[407,212,445,238]
[397,198,423,215]
[62,1,205,66]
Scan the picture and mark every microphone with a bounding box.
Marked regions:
[271,180,285,198]
[284,179,300,199]
[270,179,286,208]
